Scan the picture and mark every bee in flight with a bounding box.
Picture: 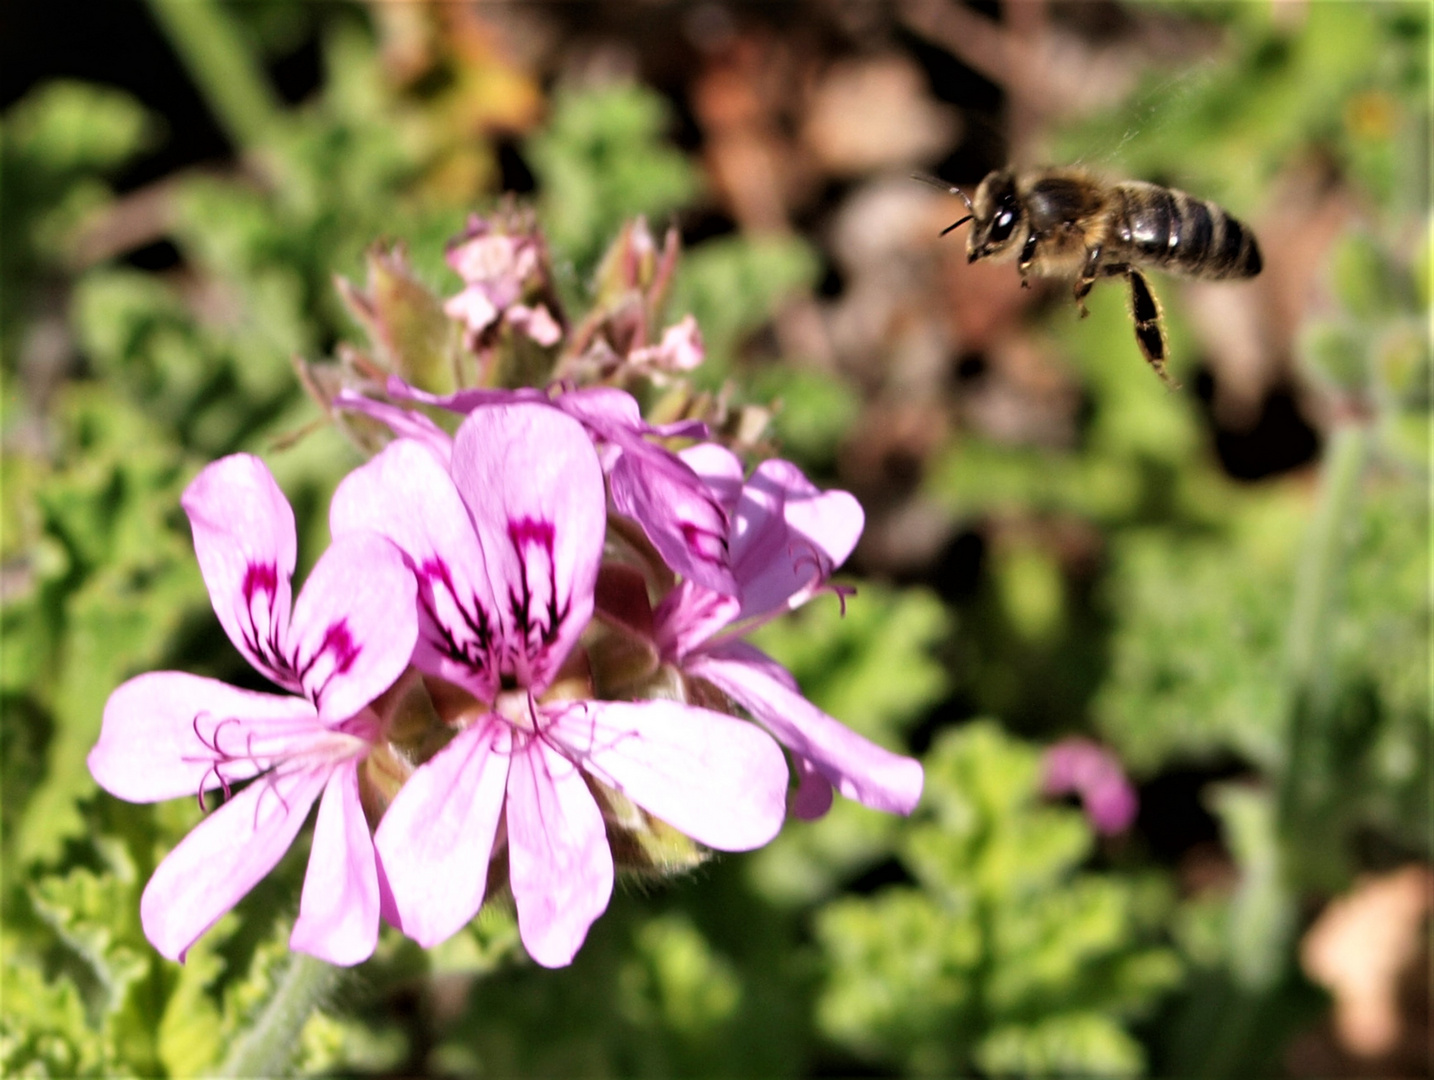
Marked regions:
[929,168,1262,386]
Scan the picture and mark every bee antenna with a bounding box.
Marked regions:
[912,173,975,236]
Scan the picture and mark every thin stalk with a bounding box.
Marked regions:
[144,0,285,155]
[1278,421,1371,836]
[216,952,342,1078]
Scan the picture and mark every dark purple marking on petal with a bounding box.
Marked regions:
[296,619,361,710]
[241,561,289,674]
[504,516,571,662]
[681,521,730,569]
[413,554,498,680]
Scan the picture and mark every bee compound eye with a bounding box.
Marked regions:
[989,207,1017,244]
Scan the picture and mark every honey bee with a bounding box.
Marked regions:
[931,168,1263,386]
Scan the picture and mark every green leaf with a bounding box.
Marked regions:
[0,962,105,1077]
[528,84,701,273]
[816,723,1181,1075]
[975,1012,1146,1078]
[3,81,154,174]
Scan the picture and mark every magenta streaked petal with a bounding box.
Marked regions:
[506,736,613,968]
[652,580,741,660]
[330,439,500,702]
[140,763,328,962]
[89,672,318,803]
[609,449,737,597]
[689,643,923,815]
[182,454,298,690]
[679,443,746,515]
[450,405,605,692]
[548,699,788,851]
[731,460,864,621]
[790,756,835,820]
[287,533,417,724]
[331,391,454,465]
[374,720,510,947]
[290,759,379,965]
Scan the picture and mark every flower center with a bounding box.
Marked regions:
[494,688,536,732]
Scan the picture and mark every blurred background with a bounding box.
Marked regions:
[2,1,1429,1076]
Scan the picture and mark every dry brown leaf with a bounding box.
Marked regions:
[1300,864,1433,1059]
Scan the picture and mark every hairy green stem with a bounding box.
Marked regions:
[216,952,341,1078]
[1285,422,1369,693]
[144,0,284,154]
[1280,421,1370,818]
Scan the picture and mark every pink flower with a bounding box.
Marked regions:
[444,214,561,349]
[604,444,924,820]
[329,403,788,968]
[627,314,705,374]
[1042,738,1138,835]
[87,455,418,965]
[336,378,739,597]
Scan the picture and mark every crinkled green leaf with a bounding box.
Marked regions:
[817,724,1180,1076]
[974,1012,1146,1078]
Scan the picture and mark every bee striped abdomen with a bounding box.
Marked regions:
[1117,183,1262,280]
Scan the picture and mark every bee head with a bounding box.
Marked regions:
[967,169,1026,264]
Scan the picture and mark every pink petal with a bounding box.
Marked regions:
[688,643,923,815]
[555,390,737,597]
[450,405,605,693]
[90,672,318,803]
[646,418,710,441]
[731,460,864,621]
[609,450,737,597]
[329,439,501,702]
[506,736,613,968]
[656,315,704,370]
[547,386,645,432]
[507,303,562,346]
[791,756,835,820]
[331,391,454,465]
[652,580,741,660]
[756,459,864,566]
[140,764,328,961]
[443,285,500,334]
[373,720,510,947]
[290,760,380,965]
[182,454,298,691]
[679,444,746,516]
[548,699,788,851]
[287,533,417,724]
[383,375,543,415]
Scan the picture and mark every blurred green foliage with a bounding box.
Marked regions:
[818,722,1181,1077]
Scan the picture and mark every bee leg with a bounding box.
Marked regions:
[1127,268,1177,388]
[1073,245,1103,318]
[1017,232,1038,288]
